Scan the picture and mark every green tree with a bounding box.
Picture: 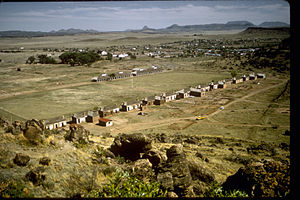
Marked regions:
[37,54,56,64]
[107,53,113,61]
[108,73,116,78]
[130,54,136,60]
[26,56,35,64]
[59,51,100,66]
[231,70,237,78]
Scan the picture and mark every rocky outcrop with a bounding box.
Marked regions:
[156,144,193,197]
[222,160,290,197]
[13,153,30,166]
[142,148,167,168]
[109,133,152,161]
[39,157,51,166]
[23,119,45,144]
[12,120,25,135]
[0,117,25,135]
[130,159,155,181]
[25,166,46,186]
[65,124,90,143]
[187,159,215,183]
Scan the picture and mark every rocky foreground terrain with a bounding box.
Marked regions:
[0,118,290,197]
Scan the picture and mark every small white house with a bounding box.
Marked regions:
[72,114,86,124]
[99,118,113,127]
[91,77,98,82]
[45,118,67,130]
[257,73,266,79]
[101,51,108,56]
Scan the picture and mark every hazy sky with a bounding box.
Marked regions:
[0,0,290,32]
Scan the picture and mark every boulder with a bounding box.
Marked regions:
[187,159,215,183]
[39,157,51,166]
[5,125,15,135]
[102,148,115,158]
[23,125,43,143]
[23,119,45,143]
[142,148,167,168]
[222,160,290,197]
[157,133,172,143]
[156,144,193,197]
[0,117,10,128]
[13,153,30,166]
[25,119,45,132]
[166,191,178,198]
[157,172,174,191]
[12,120,25,135]
[65,124,90,143]
[109,133,152,161]
[131,159,155,181]
[166,144,185,162]
[25,166,46,186]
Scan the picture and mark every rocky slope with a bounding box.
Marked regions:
[0,118,291,197]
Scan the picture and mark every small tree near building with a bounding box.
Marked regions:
[26,56,35,64]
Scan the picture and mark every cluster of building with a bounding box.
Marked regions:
[91,66,163,82]
[45,72,266,130]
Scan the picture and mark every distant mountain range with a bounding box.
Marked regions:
[0,21,290,37]
[133,21,290,34]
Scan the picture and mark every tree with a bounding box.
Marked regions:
[107,53,113,61]
[230,70,237,78]
[26,56,35,64]
[108,73,116,78]
[59,51,100,66]
[37,54,56,64]
[130,54,136,60]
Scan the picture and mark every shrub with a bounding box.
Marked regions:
[0,180,34,198]
[88,169,167,198]
[26,56,35,64]
[204,181,248,197]
[38,54,57,64]
[59,51,100,66]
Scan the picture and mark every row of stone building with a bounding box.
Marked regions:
[92,66,163,82]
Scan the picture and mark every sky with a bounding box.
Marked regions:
[0,0,290,32]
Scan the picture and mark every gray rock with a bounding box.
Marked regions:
[131,159,155,181]
[157,172,174,191]
[25,166,46,186]
[157,145,193,197]
[142,148,167,168]
[66,124,90,143]
[39,157,51,166]
[187,159,215,183]
[13,153,30,166]
[109,133,152,161]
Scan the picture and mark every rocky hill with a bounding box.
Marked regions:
[240,27,290,35]
[0,117,291,198]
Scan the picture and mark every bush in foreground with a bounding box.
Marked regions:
[87,169,167,198]
[205,181,248,197]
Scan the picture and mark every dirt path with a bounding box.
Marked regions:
[208,80,287,118]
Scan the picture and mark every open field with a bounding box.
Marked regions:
[0,70,231,120]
